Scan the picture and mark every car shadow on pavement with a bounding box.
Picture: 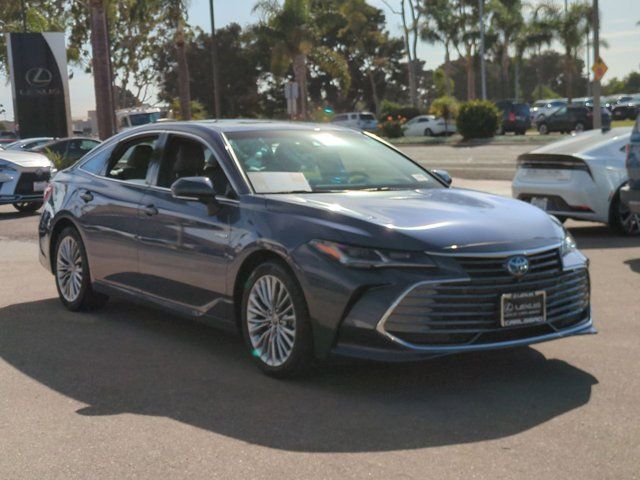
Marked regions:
[0,210,40,220]
[0,298,598,453]
[569,225,639,250]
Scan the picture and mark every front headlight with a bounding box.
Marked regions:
[549,215,577,257]
[309,240,436,268]
[560,229,577,256]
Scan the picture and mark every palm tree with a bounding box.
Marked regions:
[253,0,313,119]
[538,0,592,102]
[489,0,524,93]
[166,0,192,120]
[89,0,116,138]
[421,0,459,97]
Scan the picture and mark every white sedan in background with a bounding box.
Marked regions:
[512,127,637,234]
[402,115,457,137]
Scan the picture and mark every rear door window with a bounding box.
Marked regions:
[106,135,159,184]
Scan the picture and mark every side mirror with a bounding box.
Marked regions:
[171,176,216,200]
[171,176,220,214]
[432,169,452,186]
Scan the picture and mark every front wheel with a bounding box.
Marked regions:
[574,122,585,133]
[424,128,434,137]
[611,192,640,236]
[12,201,42,213]
[241,261,313,377]
[538,123,549,135]
[54,227,109,311]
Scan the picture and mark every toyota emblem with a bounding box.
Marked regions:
[506,256,529,278]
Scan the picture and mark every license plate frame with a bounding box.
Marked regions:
[33,181,48,192]
[500,291,547,327]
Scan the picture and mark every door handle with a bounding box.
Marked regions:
[80,191,93,203]
[143,204,158,216]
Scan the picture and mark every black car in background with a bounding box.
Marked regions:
[537,105,611,134]
[611,96,640,120]
[34,137,101,167]
[496,101,531,135]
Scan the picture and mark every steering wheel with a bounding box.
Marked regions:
[348,171,370,184]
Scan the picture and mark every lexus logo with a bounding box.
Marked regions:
[506,256,529,278]
[25,67,53,88]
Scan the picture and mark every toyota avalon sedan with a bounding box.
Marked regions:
[38,121,594,377]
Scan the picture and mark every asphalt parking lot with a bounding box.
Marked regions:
[1,174,639,479]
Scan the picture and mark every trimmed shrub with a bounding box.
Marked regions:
[456,100,500,139]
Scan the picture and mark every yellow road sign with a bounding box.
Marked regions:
[592,57,608,82]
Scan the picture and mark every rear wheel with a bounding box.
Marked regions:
[241,261,313,378]
[574,122,585,133]
[12,201,42,213]
[611,192,640,236]
[54,227,109,311]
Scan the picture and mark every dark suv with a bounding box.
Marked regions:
[496,101,531,135]
[621,115,640,224]
[537,105,611,135]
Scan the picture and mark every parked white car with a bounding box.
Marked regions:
[530,99,567,125]
[512,127,635,234]
[402,115,457,137]
[330,112,378,132]
[0,150,56,212]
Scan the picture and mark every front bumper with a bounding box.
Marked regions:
[620,184,640,214]
[0,167,50,205]
[327,248,593,362]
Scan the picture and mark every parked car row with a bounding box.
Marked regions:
[0,136,101,212]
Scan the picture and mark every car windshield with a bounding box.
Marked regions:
[225,129,443,194]
[359,114,375,120]
[128,112,161,126]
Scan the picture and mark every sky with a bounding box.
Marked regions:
[1,0,639,121]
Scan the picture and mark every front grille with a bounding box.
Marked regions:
[383,249,589,346]
[15,171,50,195]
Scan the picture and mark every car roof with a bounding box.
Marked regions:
[120,119,360,135]
[527,127,631,157]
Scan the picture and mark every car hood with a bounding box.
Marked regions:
[0,151,52,168]
[268,188,564,254]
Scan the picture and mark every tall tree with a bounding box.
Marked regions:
[453,0,481,100]
[421,0,459,97]
[383,0,423,107]
[537,0,592,102]
[488,0,524,92]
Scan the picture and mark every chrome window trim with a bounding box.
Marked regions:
[424,242,563,258]
[219,131,256,194]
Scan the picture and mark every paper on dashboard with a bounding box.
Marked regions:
[247,172,312,193]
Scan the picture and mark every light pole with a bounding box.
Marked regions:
[479,0,487,100]
[209,0,221,119]
[592,0,601,129]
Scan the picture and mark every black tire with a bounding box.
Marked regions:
[574,122,585,133]
[12,201,42,213]
[240,260,313,378]
[555,216,568,224]
[538,123,549,135]
[610,191,640,236]
[53,227,109,311]
[424,128,434,137]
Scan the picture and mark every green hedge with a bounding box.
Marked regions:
[456,100,500,139]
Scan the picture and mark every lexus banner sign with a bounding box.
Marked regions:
[6,32,72,138]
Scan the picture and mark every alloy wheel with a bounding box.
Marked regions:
[618,201,640,235]
[56,236,84,302]
[247,275,296,367]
